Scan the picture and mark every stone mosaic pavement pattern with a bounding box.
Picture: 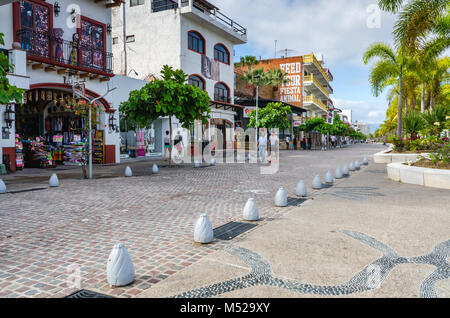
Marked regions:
[170,232,449,298]
[0,144,381,298]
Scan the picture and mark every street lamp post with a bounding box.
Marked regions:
[71,80,116,179]
[254,74,261,156]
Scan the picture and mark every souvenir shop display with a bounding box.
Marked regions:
[15,134,24,170]
[93,130,104,164]
[63,142,87,166]
[15,88,107,169]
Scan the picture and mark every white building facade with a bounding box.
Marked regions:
[0,0,145,172]
[112,0,247,154]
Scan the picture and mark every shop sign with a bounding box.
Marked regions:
[53,135,63,143]
[279,60,302,104]
[292,115,302,121]
[293,120,302,127]
[243,107,255,118]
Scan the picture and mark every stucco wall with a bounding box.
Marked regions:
[112,4,182,78]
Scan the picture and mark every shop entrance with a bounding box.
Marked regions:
[15,87,106,169]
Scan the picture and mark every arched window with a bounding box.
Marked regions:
[214,83,230,102]
[188,31,205,54]
[214,44,230,64]
[188,75,205,91]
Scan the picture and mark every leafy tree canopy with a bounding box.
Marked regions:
[247,102,292,130]
[119,65,211,128]
[0,33,24,104]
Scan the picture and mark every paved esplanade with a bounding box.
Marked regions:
[1,144,448,298]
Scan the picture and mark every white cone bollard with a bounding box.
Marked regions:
[107,243,135,287]
[194,214,214,244]
[355,160,361,170]
[124,166,132,177]
[194,160,201,168]
[152,164,159,174]
[325,171,334,184]
[274,187,288,207]
[335,168,343,179]
[296,180,307,197]
[363,157,369,165]
[243,198,259,221]
[210,158,216,166]
[49,174,59,187]
[0,179,6,194]
[312,175,322,189]
[343,165,350,176]
[349,162,355,171]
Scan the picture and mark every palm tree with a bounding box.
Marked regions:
[363,43,406,138]
[393,0,449,54]
[237,56,258,72]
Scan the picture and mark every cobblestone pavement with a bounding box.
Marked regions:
[0,144,383,298]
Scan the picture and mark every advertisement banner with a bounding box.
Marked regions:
[243,107,255,118]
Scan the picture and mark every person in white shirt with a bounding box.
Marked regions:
[258,129,268,163]
[269,130,279,162]
[331,135,337,148]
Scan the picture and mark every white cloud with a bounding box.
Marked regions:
[332,97,387,124]
[214,0,396,67]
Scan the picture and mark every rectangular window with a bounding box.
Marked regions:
[80,18,105,71]
[18,0,51,58]
[130,0,145,7]
[113,37,119,44]
[126,35,135,43]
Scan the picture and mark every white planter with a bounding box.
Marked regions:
[125,166,132,177]
[374,149,430,164]
[387,162,450,190]
[152,164,159,174]
[107,243,135,287]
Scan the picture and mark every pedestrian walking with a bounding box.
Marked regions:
[163,131,170,161]
[258,129,268,163]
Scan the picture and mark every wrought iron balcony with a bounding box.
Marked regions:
[16,29,113,75]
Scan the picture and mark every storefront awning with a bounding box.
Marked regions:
[210,100,244,112]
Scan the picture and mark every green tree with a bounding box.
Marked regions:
[247,102,292,130]
[120,65,211,166]
[235,55,258,71]
[363,43,406,139]
[0,33,24,104]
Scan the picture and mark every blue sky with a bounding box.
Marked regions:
[214,0,398,132]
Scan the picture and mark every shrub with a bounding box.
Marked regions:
[429,142,450,165]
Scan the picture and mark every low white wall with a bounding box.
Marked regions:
[374,148,430,164]
[387,162,450,190]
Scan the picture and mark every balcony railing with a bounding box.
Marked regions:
[324,68,334,82]
[303,54,330,83]
[303,74,329,97]
[16,29,113,75]
[303,95,327,112]
[152,0,247,37]
[214,95,231,103]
